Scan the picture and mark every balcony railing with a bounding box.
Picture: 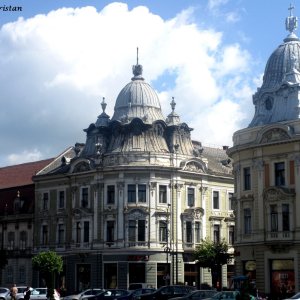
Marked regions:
[266,230,293,241]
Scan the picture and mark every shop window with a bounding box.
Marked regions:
[107,185,115,204]
[104,263,117,289]
[243,167,251,190]
[244,208,251,234]
[159,185,167,204]
[275,162,285,186]
[187,188,195,207]
[213,191,219,209]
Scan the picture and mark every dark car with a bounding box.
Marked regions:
[83,289,131,300]
[139,285,196,300]
[171,290,218,300]
[129,289,157,300]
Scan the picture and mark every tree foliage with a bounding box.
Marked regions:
[32,251,63,300]
[193,238,233,290]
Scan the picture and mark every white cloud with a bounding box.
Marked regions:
[0,2,257,166]
[7,149,44,165]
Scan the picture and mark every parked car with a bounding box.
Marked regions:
[16,287,30,300]
[64,289,104,300]
[83,289,131,300]
[206,291,240,300]
[284,292,300,300]
[171,290,218,300]
[128,284,149,291]
[16,288,60,300]
[139,285,196,300]
[0,288,10,300]
[130,289,157,300]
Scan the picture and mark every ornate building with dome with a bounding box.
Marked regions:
[32,58,234,291]
[228,6,300,298]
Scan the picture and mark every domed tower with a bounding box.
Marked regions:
[228,6,300,297]
[249,5,300,126]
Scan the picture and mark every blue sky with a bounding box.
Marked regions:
[0,0,297,166]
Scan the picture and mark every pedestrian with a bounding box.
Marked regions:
[23,287,31,300]
[10,284,18,300]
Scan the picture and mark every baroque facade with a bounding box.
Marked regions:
[228,7,300,298]
[32,61,234,291]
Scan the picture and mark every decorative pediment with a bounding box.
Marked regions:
[180,159,207,173]
[124,207,148,217]
[258,125,293,144]
[263,187,295,202]
[182,207,204,220]
[71,159,92,173]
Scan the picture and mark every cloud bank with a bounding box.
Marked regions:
[0,2,257,166]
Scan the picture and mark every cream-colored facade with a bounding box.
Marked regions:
[33,61,234,292]
[228,7,300,299]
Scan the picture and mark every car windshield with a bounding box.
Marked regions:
[290,293,300,299]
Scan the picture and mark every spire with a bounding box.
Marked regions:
[132,47,144,80]
[101,97,107,113]
[166,97,181,126]
[284,4,299,42]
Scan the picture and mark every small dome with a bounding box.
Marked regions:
[111,63,165,124]
[261,39,300,89]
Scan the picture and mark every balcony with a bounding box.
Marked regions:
[266,230,294,242]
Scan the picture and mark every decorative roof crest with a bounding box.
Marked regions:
[101,97,107,113]
[284,4,299,41]
[132,47,144,80]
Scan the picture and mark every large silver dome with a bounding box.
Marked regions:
[111,64,165,124]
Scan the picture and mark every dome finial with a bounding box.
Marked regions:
[170,97,176,112]
[132,47,144,80]
[286,4,298,34]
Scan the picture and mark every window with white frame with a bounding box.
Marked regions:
[213,191,219,209]
[57,224,65,245]
[42,225,48,245]
[195,222,201,243]
[106,220,114,242]
[186,221,192,243]
[213,224,220,243]
[275,162,285,186]
[81,187,89,208]
[107,185,115,204]
[229,225,234,245]
[42,192,49,210]
[127,184,147,203]
[244,208,251,234]
[159,220,168,242]
[58,190,65,209]
[128,219,146,242]
[159,185,167,204]
[187,188,195,207]
[228,192,234,210]
[20,231,27,250]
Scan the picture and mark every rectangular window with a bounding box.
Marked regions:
[213,225,220,243]
[270,204,278,232]
[186,221,192,243]
[275,162,285,186]
[282,204,290,231]
[187,188,195,207]
[128,185,136,203]
[138,220,146,241]
[76,222,81,243]
[83,221,89,243]
[229,225,234,245]
[159,185,167,204]
[195,222,201,243]
[159,221,167,242]
[43,192,49,210]
[138,185,146,202]
[8,232,15,249]
[107,221,114,242]
[244,167,251,190]
[213,191,219,209]
[129,220,136,241]
[244,208,251,234]
[58,191,65,209]
[228,192,233,210]
[81,187,89,208]
[107,185,115,204]
[42,225,48,245]
[58,224,64,245]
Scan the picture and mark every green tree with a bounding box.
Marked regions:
[32,251,63,300]
[193,238,233,290]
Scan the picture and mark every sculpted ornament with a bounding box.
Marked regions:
[260,128,290,143]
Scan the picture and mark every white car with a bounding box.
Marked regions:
[64,289,103,300]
